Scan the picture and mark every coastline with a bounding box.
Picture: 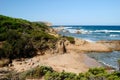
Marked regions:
[1,26,120,74]
[53,26,120,71]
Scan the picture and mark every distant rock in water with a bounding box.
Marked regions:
[76,30,81,34]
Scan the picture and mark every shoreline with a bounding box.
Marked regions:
[1,27,120,74]
[86,53,117,71]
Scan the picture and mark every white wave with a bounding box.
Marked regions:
[66,29,76,33]
[80,29,90,34]
[83,38,95,42]
[65,28,91,34]
[98,61,118,69]
[63,26,72,29]
[110,34,119,37]
[94,30,120,33]
[64,27,120,34]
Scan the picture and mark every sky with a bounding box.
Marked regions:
[0,0,120,25]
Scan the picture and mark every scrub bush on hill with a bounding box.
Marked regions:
[0,15,57,59]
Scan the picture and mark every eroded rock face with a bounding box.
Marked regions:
[65,38,112,53]
[56,40,67,54]
[55,39,120,54]
[97,40,120,51]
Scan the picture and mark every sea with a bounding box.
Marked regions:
[53,25,120,70]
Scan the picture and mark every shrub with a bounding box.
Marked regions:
[45,71,60,80]
[45,70,77,80]
[65,36,75,44]
[88,67,106,75]
[22,66,54,79]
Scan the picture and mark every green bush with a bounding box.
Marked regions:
[45,70,77,80]
[65,36,75,44]
[88,67,106,75]
[45,71,60,80]
[19,66,53,79]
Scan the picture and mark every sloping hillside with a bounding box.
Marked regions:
[0,15,57,60]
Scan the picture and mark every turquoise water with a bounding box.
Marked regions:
[53,25,120,69]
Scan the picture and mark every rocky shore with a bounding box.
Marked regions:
[1,26,120,79]
[97,40,120,51]
[1,38,120,74]
[1,38,120,80]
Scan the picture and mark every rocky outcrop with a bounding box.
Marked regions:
[97,40,120,51]
[48,28,60,38]
[65,38,112,53]
[53,26,64,32]
[51,38,120,54]
[76,30,82,34]
[56,40,67,54]
[54,38,115,54]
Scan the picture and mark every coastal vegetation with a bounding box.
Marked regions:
[0,15,57,60]
[64,36,75,44]
[3,66,120,80]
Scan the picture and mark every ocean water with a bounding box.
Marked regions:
[54,25,120,41]
[53,25,120,70]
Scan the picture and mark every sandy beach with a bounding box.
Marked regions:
[8,47,102,74]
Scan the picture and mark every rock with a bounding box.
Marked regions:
[66,38,112,53]
[97,40,120,51]
[53,26,64,32]
[75,38,88,46]
[0,59,10,67]
[56,40,67,54]
[76,30,81,34]
[62,29,70,33]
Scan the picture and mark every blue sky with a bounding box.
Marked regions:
[0,0,120,25]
